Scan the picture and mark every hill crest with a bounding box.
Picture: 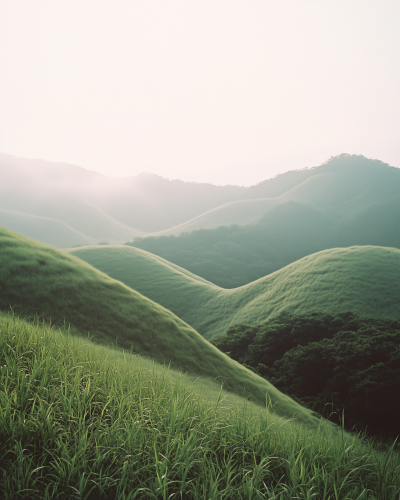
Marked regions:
[70,244,400,339]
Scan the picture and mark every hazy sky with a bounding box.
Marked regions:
[1,1,399,185]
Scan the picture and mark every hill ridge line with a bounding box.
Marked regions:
[70,244,400,339]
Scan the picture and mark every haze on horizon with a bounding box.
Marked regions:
[1,0,399,186]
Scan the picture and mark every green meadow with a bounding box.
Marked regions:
[70,244,400,340]
[2,311,400,499]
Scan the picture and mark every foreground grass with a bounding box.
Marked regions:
[1,313,399,499]
[70,244,400,340]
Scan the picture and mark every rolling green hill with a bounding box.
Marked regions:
[129,202,334,287]
[126,155,400,288]
[70,244,400,340]
[0,225,315,423]
[3,310,397,499]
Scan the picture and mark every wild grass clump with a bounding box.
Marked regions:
[1,312,400,499]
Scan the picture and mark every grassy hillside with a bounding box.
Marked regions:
[0,225,315,422]
[124,155,400,288]
[70,244,400,340]
[3,311,398,499]
[128,194,400,287]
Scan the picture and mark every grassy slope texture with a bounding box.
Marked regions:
[0,225,313,423]
[70,244,400,340]
[2,312,399,499]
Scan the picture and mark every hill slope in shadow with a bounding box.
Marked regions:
[70,244,400,340]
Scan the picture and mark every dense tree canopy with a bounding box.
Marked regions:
[213,312,400,438]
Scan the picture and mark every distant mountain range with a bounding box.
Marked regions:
[2,153,399,251]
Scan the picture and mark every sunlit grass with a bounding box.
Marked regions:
[1,312,400,499]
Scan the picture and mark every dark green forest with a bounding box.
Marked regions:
[212,312,400,438]
[127,198,400,287]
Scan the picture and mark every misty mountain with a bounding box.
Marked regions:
[0,153,247,237]
[1,153,399,249]
[126,156,400,286]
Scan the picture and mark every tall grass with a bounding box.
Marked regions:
[1,312,399,499]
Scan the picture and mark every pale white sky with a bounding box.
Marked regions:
[0,1,399,185]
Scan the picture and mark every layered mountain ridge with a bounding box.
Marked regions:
[2,153,399,249]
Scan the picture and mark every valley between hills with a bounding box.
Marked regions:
[1,153,400,498]
[69,244,400,340]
